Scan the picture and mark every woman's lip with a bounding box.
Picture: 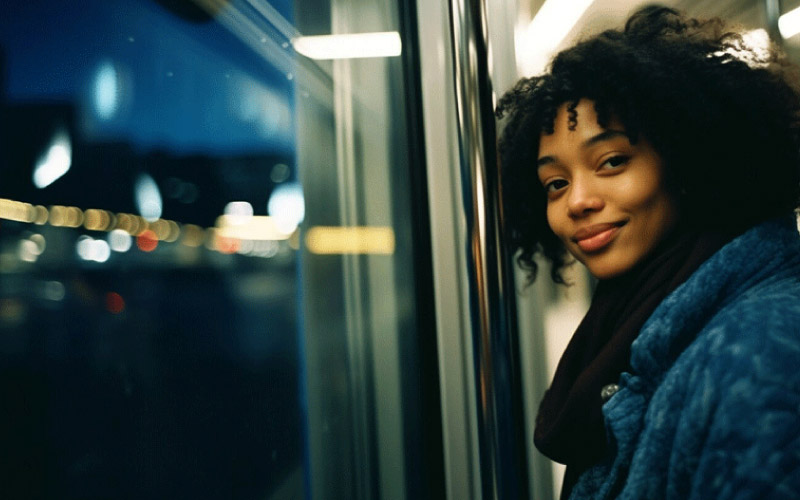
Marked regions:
[573,222,626,252]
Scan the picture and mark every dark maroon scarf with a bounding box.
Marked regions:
[533,228,732,499]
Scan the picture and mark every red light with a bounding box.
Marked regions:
[216,236,240,254]
[105,292,125,314]
[136,230,158,252]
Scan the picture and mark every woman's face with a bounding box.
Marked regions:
[537,100,679,279]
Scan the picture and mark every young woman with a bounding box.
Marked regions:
[497,5,800,500]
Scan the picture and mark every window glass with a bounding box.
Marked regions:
[0,1,437,498]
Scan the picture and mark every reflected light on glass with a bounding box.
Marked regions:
[65,206,84,228]
[215,236,240,254]
[305,226,395,255]
[44,281,66,302]
[49,206,67,226]
[224,201,254,225]
[270,163,291,183]
[94,61,120,120]
[779,5,800,39]
[240,240,279,258]
[288,230,300,250]
[115,213,141,235]
[136,230,159,252]
[292,32,402,60]
[149,219,171,240]
[0,199,36,223]
[0,299,26,324]
[48,206,83,228]
[165,220,181,242]
[84,208,113,231]
[29,234,46,255]
[237,239,255,255]
[235,239,281,258]
[33,206,49,225]
[216,215,291,240]
[256,240,280,258]
[181,224,205,247]
[131,216,151,236]
[105,292,125,314]
[19,239,40,262]
[108,229,133,252]
[237,82,292,140]
[93,240,110,263]
[93,241,111,263]
[517,0,594,76]
[134,173,163,222]
[76,236,111,263]
[33,129,72,189]
[268,183,304,234]
[204,229,218,251]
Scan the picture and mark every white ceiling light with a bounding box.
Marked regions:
[292,32,402,60]
[517,0,595,76]
[779,5,800,39]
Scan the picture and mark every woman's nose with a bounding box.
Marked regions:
[567,179,604,217]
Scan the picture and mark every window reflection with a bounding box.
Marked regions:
[1,0,302,497]
[1,0,436,498]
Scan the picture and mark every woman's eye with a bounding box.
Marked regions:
[544,179,568,193]
[600,155,629,170]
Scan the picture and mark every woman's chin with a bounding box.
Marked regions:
[580,253,637,280]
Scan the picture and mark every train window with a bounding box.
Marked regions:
[0,0,438,498]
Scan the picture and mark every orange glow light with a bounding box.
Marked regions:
[136,230,158,252]
[216,236,240,254]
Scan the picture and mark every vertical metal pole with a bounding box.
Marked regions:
[765,0,783,44]
[447,0,529,497]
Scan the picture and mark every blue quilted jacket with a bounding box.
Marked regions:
[570,216,800,500]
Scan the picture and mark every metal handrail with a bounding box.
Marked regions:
[447,0,529,497]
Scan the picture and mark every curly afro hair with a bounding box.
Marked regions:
[497,5,800,284]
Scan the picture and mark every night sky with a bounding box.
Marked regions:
[1,0,296,156]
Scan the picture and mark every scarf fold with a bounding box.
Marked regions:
[533,228,732,499]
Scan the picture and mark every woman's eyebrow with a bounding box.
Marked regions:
[537,129,629,169]
[536,156,556,168]
[584,129,628,148]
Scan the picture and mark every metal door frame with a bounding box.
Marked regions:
[415,0,530,498]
